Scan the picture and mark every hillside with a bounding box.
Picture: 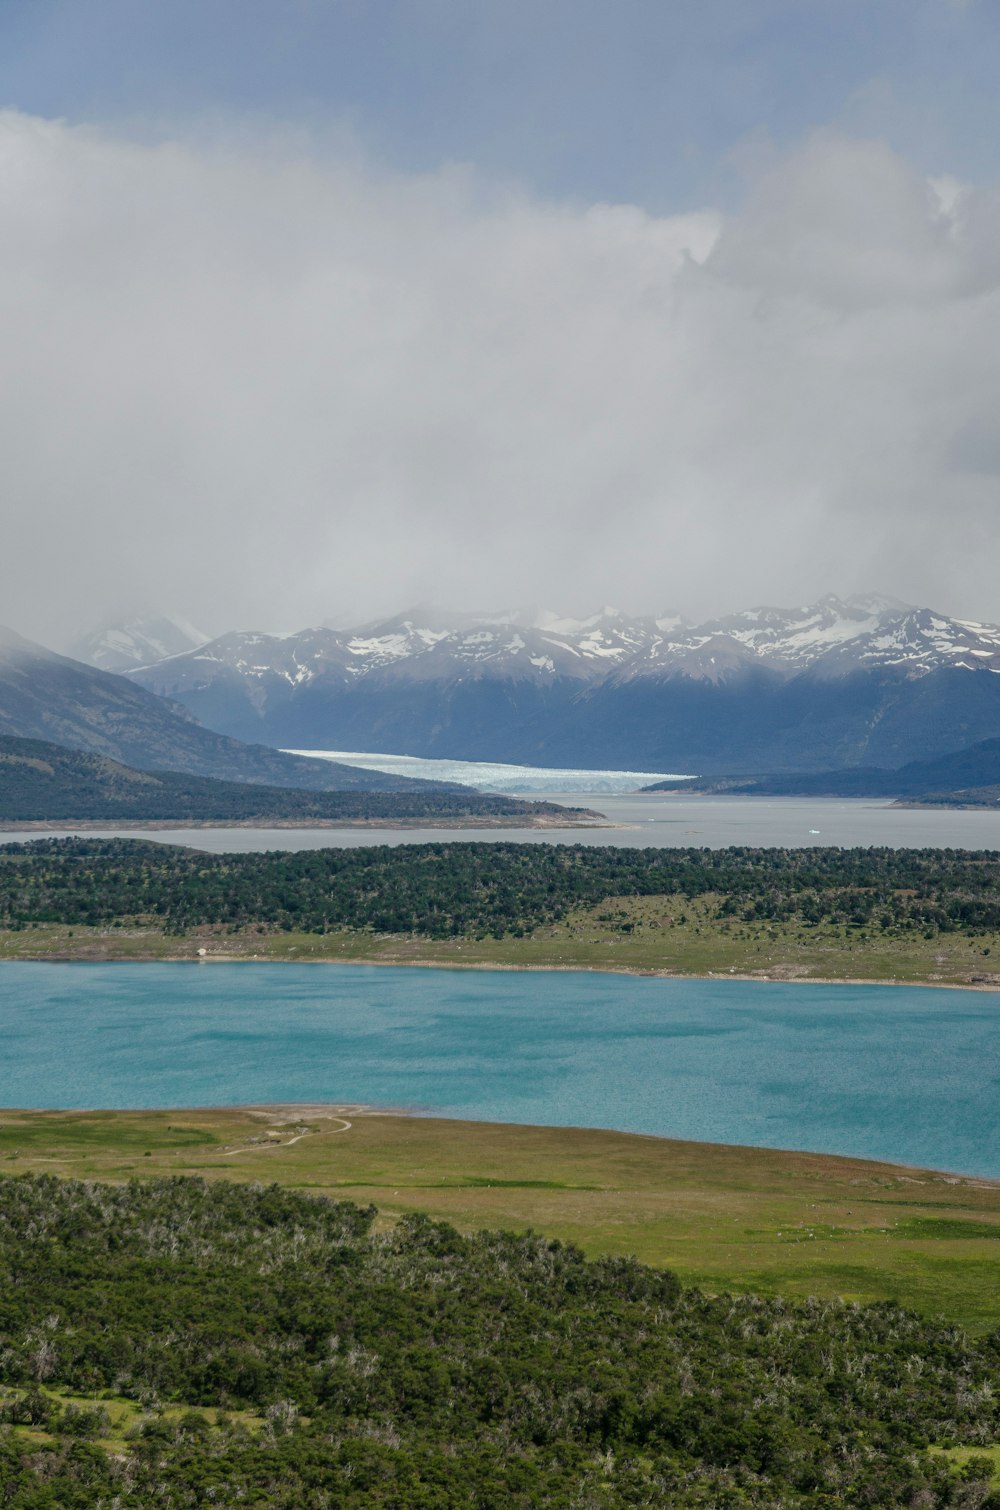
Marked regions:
[0,736,585,824]
[5,1108,1000,1331]
[0,627,440,792]
[0,1173,995,1507]
[645,735,1000,805]
[123,596,1000,772]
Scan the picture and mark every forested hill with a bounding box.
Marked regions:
[4,837,1000,938]
[0,736,583,825]
[0,1175,996,1507]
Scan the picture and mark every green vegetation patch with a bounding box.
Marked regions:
[0,1171,998,1507]
[931,1446,1000,1487]
[455,1175,598,1189]
[2,1108,1000,1334]
[6,836,1000,942]
[0,1113,217,1159]
[893,1216,1000,1240]
[0,1385,265,1452]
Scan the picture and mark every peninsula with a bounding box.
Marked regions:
[4,837,1000,989]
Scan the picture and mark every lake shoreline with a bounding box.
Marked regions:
[4,947,1000,991]
[7,792,1000,853]
[3,962,997,1191]
[0,813,614,833]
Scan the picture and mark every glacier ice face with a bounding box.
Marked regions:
[285,750,693,793]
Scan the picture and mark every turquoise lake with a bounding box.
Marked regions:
[1,964,997,1177]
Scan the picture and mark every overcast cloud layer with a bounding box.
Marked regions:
[3,110,1000,644]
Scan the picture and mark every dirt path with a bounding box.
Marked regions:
[221,1114,352,1156]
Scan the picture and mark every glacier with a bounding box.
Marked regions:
[286,749,694,794]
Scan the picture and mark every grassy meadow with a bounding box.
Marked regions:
[1,1107,998,1334]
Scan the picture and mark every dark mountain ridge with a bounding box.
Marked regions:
[645,735,1000,806]
[0,736,581,823]
[0,627,443,792]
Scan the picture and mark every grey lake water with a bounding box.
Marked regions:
[8,794,1000,853]
[3,963,998,1177]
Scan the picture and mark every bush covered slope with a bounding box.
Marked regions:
[0,1175,998,1506]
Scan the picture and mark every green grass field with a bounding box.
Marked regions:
[4,892,1000,986]
[2,1108,998,1333]
[0,1384,266,1454]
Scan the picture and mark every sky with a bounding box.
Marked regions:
[2,0,1000,643]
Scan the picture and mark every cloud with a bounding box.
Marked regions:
[1,110,999,643]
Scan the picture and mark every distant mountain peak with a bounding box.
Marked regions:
[67,614,210,673]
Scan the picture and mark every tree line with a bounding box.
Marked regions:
[3,838,1000,939]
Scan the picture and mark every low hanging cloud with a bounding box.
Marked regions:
[2,110,999,645]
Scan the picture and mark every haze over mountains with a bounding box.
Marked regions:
[67,615,208,675]
[89,595,1000,775]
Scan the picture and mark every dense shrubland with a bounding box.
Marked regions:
[0,1174,997,1505]
[2,838,1000,940]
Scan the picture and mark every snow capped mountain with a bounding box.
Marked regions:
[614,595,1000,680]
[688,594,889,667]
[128,596,1000,697]
[119,595,1000,776]
[811,606,1000,675]
[146,608,669,698]
[67,614,209,673]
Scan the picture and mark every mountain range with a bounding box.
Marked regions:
[108,596,1000,773]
